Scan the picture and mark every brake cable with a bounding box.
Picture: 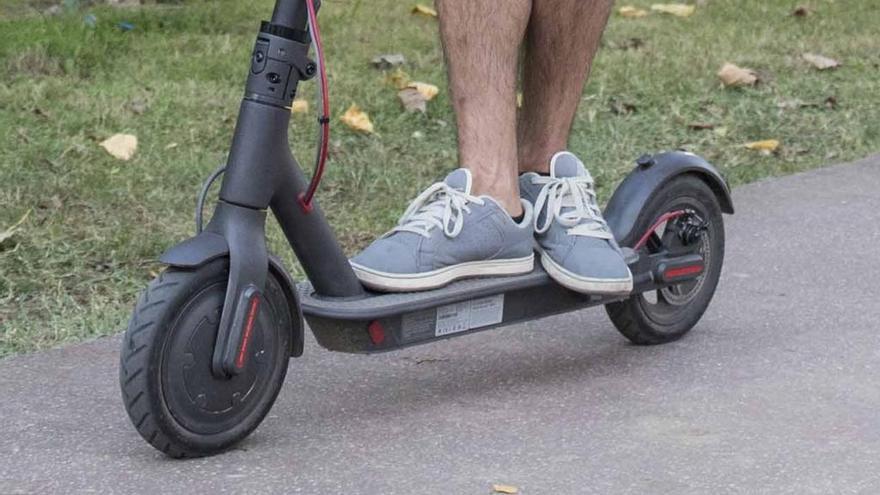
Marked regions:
[297,0,330,213]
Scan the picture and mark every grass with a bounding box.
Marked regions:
[1,0,878,356]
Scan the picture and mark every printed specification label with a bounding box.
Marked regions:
[434,294,504,337]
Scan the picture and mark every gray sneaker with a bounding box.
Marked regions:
[519,151,633,294]
[351,169,535,292]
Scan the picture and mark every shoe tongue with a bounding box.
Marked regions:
[444,168,473,194]
[550,151,591,180]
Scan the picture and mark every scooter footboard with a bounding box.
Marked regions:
[299,268,623,353]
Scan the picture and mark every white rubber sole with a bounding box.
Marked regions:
[538,248,633,295]
[350,254,535,292]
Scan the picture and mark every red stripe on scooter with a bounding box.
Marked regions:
[235,295,261,369]
[665,264,703,278]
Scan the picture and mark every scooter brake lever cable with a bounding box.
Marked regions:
[297,0,330,213]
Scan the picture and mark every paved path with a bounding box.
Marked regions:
[2,156,880,494]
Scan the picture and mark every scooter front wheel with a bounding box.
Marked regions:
[606,175,725,345]
[119,258,291,458]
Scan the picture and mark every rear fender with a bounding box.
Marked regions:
[604,151,734,246]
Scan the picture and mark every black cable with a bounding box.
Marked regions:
[195,164,227,234]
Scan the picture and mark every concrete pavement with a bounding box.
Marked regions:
[2,155,880,494]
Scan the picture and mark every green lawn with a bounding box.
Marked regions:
[1,0,878,356]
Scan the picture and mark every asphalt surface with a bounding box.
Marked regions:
[2,155,880,494]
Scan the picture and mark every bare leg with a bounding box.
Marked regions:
[436,0,531,216]
[517,0,613,173]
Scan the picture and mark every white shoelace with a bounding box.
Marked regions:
[391,182,485,238]
[531,175,612,239]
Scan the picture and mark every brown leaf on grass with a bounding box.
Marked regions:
[99,133,138,160]
[290,99,309,114]
[340,104,374,133]
[651,3,696,17]
[619,6,649,18]
[688,122,715,131]
[386,68,411,89]
[792,6,811,17]
[802,53,841,70]
[371,53,406,70]
[398,88,427,113]
[824,95,838,109]
[406,82,439,101]
[744,139,780,154]
[717,63,759,87]
[411,4,437,17]
[492,484,519,494]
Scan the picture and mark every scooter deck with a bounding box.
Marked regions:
[297,264,629,354]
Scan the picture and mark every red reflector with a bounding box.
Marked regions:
[665,264,703,279]
[367,320,385,345]
[235,295,261,369]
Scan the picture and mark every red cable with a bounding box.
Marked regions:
[298,0,329,213]
[632,210,687,251]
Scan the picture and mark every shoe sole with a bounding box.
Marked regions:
[350,254,535,292]
[538,247,633,295]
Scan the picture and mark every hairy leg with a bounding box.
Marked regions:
[517,0,613,173]
[436,0,532,215]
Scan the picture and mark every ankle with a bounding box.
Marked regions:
[467,169,523,217]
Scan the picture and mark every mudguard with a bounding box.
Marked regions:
[604,151,734,246]
[159,227,305,358]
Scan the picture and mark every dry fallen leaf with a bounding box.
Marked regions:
[386,68,411,89]
[100,133,138,161]
[398,88,427,113]
[290,99,309,114]
[406,82,439,101]
[651,3,696,17]
[411,4,437,17]
[802,53,841,70]
[792,5,811,17]
[371,53,406,70]
[340,104,374,133]
[492,484,519,494]
[717,63,759,87]
[744,139,780,153]
[688,122,715,131]
[619,6,649,17]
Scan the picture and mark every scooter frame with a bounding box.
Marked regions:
[157,0,734,377]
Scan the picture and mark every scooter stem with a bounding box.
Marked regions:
[208,0,362,377]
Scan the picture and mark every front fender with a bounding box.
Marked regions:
[604,151,734,246]
[159,231,305,357]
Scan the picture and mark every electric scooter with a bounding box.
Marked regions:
[119,0,734,458]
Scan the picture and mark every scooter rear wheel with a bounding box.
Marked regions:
[606,175,725,345]
[119,258,291,458]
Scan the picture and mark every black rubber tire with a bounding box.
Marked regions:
[119,258,291,458]
[605,175,725,345]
